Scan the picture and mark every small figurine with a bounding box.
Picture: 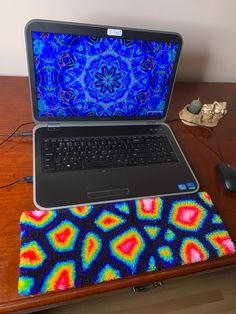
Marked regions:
[179,99,227,127]
[187,98,202,114]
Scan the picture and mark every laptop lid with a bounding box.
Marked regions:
[25,19,182,123]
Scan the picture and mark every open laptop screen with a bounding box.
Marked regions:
[26,21,182,121]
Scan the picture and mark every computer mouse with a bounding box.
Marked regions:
[217,163,236,192]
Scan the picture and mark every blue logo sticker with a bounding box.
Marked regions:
[187,182,196,190]
[178,184,187,191]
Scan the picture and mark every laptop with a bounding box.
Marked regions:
[25,19,199,210]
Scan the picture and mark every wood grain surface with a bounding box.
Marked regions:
[0,77,235,314]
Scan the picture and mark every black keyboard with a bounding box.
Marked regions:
[42,135,178,172]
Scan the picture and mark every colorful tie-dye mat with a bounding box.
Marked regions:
[18,192,235,296]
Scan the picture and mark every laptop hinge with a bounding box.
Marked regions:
[47,123,61,131]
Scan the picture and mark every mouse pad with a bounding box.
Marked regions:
[18,192,235,296]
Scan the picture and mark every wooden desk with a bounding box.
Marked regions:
[0,77,235,314]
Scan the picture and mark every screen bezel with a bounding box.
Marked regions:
[25,19,182,123]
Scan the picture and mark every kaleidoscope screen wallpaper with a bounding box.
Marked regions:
[32,32,179,118]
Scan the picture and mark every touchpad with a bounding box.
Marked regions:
[85,170,129,199]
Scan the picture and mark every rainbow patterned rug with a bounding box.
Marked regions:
[18,192,235,295]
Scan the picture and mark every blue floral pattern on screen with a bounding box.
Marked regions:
[32,32,179,118]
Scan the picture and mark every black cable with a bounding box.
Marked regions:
[0,132,32,137]
[0,179,23,189]
[0,122,34,188]
[0,176,33,189]
[166,118,224,162]
[0,122,34,146]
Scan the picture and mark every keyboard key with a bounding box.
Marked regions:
[44,163,55,171]
[84,160,117,168]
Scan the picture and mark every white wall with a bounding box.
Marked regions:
[0,0,235,82]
